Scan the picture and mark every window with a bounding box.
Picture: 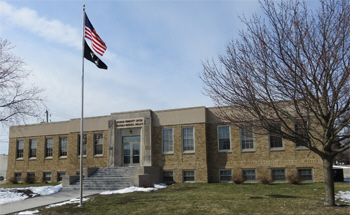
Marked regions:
[242,169,256,182]
[241,124,254,150]
[17,140,24,159]
[219,169,232,182]
[77,134,87,156]
[183,127,195,152]
[15,173,22,183]
[94,133,103,155]
[271,169,286,182]
[183,170,195,182]
[45,138,53,157]
[269,122,283,149]
[298,168,313,182]
[59,137,68,157]
[294,120,308,148]
[57,172,66,182]
[43,172,51,182]
[163,170,174,182]
[162,128,174,153]
[29,139,37,158]
[218,126,230,151]
[27,172,35,183]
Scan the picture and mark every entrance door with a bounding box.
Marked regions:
[123,136,140,165]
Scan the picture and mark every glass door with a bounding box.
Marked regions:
[122,136,140,166]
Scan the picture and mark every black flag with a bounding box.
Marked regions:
[84,40,108,69]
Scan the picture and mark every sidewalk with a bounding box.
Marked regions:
[0,189,101,215]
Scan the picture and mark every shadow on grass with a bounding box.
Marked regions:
[265,194,297,198]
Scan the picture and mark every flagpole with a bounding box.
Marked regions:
[79,4,86,208]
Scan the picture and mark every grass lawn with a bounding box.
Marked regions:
[32,182,349,214]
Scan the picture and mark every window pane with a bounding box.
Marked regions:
[163,171,174,182]
[242,169,256,181]
[218,126,230,151]
[46,138,53,157]
[163,128,174,153]
[60,137,68,157]
[78,134,87,156]
[17,140,24,158]
[30,139,37,158]
[94,133,103,155]
[241,125,254,150]
[183,127,194,151]
[272,169,286,181]
[294,120,308,147]
[298,168,313,181]
[57,172,66,182]
[220,170,232,182]
[183,170,195,182]
[269,122,283,148]
[15,173,22,183]
[43,172,51,182]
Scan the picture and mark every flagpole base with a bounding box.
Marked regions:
[78,204,84,208]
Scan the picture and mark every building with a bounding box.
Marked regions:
[0,154,8,179]
[6,106,323,185]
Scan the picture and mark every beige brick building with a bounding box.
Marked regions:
[6,106,323,185]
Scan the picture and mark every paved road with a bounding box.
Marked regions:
[0,189,101,214]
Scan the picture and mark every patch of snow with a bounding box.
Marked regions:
[335,191,350,204]
[0,190,28,204]
[100,183,166,195]
[0,184,62,205]
[18,210,39,214]
[333,165,350,169]
[45,197,89,208]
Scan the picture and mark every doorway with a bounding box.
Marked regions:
[123,136,140,166]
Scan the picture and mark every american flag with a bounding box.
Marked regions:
[84,12,107,56]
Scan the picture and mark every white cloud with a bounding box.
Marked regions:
[0,1,81,49]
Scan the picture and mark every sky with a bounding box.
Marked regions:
[0,0,321,155]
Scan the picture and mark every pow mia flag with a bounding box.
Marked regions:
[84,40,108,70]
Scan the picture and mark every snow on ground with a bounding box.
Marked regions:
[100,183,166,195]
[0,184,62,204]
[335,191,350,204]
[45,197,90,208]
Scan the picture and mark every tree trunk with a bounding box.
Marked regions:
[323,158,335,206]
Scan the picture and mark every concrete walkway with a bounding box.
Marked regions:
[0,189,101,215]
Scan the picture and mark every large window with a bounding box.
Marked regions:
[162,128,174,153]
[298,168,313,182]
[218,126,230,151]
[43,172,51,182]
[269,122,283,149]
[219,169,232,182]
[29,139,37,158]
[78,134,87,156]
[271,169,286,182]
[240,124,254,150]
[94,133,103,155]
[59,137,68,157]
[242,169,256,182]
[294,120,308,148]
[45,138,53,157]
[17,140,24,159]
[182,127,195,152]
[183,170,195,182]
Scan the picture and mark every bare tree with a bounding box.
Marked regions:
[201,0,350,206]
[0,38,45,125]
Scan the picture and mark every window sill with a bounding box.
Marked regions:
[218,150,232,153]
[59,156,67,159]
[45,157,53,160]
[78,155,87,158]
[183,151,195,154]
[241,150,256,153]
[162,152,174,155]
[16,158,24,161]
[29,157,37,160]
[93,154,104,157]
[270,148,285,151]
[295,147,308,150]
